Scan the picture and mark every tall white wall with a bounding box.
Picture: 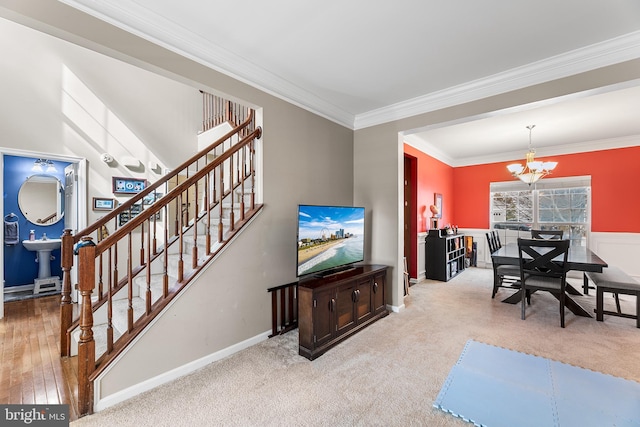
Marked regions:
[0,16,201,226]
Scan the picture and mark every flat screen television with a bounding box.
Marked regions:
[297,204,365,277]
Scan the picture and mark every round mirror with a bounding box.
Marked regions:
[18,174,64,226]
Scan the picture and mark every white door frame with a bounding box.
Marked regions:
[0,148,87,319]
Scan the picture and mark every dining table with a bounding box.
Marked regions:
[491,242,608,317]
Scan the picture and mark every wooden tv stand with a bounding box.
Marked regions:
[298,264,389,360]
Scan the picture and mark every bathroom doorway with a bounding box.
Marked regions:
[0,150,87,319]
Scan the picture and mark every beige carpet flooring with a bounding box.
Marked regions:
[71,267,640,426]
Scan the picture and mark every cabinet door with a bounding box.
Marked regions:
[372,272,386,314]
[356,277,372,322]
[336,282,357,334]
[313,287,335,347]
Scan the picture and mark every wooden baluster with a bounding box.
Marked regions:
[235,142,241,185]
[127,233,133,332]
[205,172,211,256]
[250,139,256,210]
[280,288,285,333]
[163,203,169,298]
[107,246,113,354]
[173,175,180,236]
[240,144,246,221]
[271,290,278,337]
[178,193,184,282]
[288,286,295,328]
[113,217,119,298]
[97,251,104,298]
[218,164,224,243]
[225,99,232,123]
[76,236,96,416]
[229,149,235,231]
[60,229,74,357]
[146,218,152,314]
[152,204,158,255]
[192,179,199,269]
[135,208,143,266]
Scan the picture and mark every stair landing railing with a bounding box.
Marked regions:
[61,99,262,416]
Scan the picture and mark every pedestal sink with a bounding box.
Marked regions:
[22,238,62,279]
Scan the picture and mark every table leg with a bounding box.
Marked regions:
[582,272,596,295]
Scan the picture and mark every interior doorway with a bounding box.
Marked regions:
[404,154,417,280]
[0,150,87,319]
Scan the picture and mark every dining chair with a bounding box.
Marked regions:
[531,229,564,240]
[487,231,520,298]
[517,237,571,327]
[492,230,503,248]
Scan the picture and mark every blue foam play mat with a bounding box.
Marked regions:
[433,340,640,427]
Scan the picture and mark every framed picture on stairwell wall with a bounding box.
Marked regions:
[92,197,117,211]
[112,176,148,195]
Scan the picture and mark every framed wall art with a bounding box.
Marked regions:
[434,193,443,219]
[112,177,147,195]
[93,197,117,211]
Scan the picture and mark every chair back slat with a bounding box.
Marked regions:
[531,229,564,240]
[492,230,502,249]
[486,232,497,253]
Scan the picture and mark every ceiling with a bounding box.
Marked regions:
[58,0,640,165]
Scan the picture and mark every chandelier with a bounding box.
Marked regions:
[506,125,557,185]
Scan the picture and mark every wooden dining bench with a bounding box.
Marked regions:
[586,266,640,328]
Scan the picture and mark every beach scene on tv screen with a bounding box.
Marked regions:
[297,205,365,276]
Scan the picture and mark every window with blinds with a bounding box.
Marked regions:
[490,176,591,246]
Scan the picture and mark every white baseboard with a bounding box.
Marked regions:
[93,329,271,412]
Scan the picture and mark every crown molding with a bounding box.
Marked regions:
[406,134,640,168]
[58,2,640,132]
[57,0,355,128]
[355,31,640,130]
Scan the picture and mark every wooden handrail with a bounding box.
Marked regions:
[65,99,263,417]
[37,212,57,223]
[94,126,261,256]
[72,109,255,245]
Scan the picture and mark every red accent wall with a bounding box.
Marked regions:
[404,144,454,232]
[406,145,640,233]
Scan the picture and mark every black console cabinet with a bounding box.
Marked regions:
[425,230,466,281]
[298,265,388,360]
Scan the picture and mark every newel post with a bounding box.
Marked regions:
[60,229,74,356]
[76,236,97,416]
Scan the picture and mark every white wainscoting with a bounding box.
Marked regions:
[590,232,640,281]
[458,228,640,281]
[416,232,427,281]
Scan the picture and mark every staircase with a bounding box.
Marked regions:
[59,95,263,416]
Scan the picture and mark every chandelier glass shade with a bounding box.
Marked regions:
[506,125,557,185]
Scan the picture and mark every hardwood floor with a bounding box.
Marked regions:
[0,295,80,421]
